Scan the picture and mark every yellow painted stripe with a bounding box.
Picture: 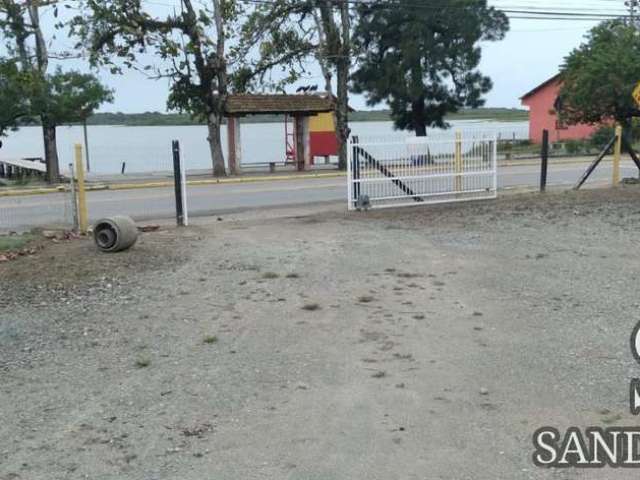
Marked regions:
[0,172,346,197]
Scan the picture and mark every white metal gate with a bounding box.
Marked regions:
[347,133,497,210]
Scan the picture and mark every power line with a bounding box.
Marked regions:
[142,0,633,26]
[235,0,632,22]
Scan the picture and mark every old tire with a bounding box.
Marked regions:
[93,216,139,253]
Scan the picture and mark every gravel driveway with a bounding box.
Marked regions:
[2,187,640,479]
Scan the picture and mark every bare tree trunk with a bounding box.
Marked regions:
[312,11,333,94]
[42,118,59,182]
[336,69,349,170]
[27,0,62,183]
[335,0,351,171]
[412,99,427,137]
[207,113,226,177]
[212,0,228,177]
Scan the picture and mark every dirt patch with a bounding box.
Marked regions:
[2,187,640,479]
[1,227,198,300]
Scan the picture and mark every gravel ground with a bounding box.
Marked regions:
[2,187,640,479]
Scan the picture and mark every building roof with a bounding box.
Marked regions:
[520,73,562,101]
[224,94,335,116]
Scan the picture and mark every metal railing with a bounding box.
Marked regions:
[347,133,498,210]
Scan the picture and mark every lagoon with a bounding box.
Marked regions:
[0,119,528,175]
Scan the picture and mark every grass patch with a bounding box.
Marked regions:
[203,335,218,344]
[285,273,300,279]
[135,358,151,369]
[262,272,279,279]
[0,234,34,252]
[302,303,321,311]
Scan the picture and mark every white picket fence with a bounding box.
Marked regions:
[347,133,498,210]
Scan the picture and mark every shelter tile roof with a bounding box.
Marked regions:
[224,94,335,116]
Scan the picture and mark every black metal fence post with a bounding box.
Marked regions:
[172,140,185,227]
[540,129,549,192]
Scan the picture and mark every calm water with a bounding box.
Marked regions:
[0,120,528,175]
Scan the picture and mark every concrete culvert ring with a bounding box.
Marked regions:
[96,227,117,250]
[93,216,139,253]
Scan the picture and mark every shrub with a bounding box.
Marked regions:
[563,139,584,155]
[590,126,616,150]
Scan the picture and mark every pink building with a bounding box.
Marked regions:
[521,74,598,144]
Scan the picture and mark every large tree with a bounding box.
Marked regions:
[351,0,508,137]
[560,21,640,140]
[0,0,112,182]
[75,0,310,177]
[74,0,236,176]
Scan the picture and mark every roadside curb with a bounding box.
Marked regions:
[0,172,346,197]
[499,155,628,168]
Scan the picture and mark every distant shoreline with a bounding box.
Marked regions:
[11,108,528,129]
[77,108,528,127]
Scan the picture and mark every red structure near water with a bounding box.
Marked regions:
[521,74,598,144]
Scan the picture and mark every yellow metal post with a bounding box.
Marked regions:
[455,131,463,192]
[74,143,89,234]
[613,125,622,186]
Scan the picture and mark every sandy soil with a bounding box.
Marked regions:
[2,187,640,479]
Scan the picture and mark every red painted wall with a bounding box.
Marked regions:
[521,77,598,144]
[310,131,339,156]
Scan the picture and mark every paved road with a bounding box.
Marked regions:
[1,161,638,232]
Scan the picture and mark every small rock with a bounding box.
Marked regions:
[138,225,160,233]
[480,387,489,396]
[42,230,60,239]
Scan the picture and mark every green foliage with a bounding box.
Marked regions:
[0,59,28,136]
[590,126,617,150]
[563,139,584,155]
[29,68,114,124]
[0,62,112,135]
[589,121,640,152]
[351,0,509,136]
[72,0,238,120]
[238,4,316,92]
[74,0,305,118]
[561,21,640,127]
[1,0,112,181]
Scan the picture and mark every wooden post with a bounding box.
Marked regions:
[68,162,79,232]
[455,131,463,192]
[83,119,91,173]
[303,117,312,170]
[295,116,306,171]
[540,129,549,192]
[74,144,89,234]
[613,125,622,186]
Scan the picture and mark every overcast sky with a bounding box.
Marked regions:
[37,0,628,113]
